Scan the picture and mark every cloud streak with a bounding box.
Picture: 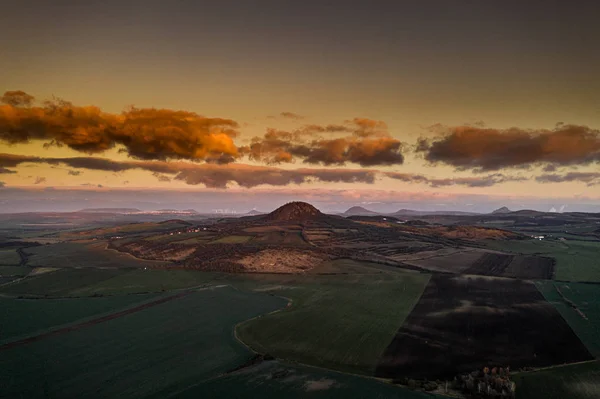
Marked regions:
[385,172,525,188]
[417,124,600,171]
[0,153,534,190]
[535,172,600,186]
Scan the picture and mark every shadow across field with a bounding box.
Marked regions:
[376,274,593,380]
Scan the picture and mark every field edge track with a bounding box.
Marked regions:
[0,290,192,351]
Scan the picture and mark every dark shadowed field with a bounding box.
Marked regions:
[376,274,592,379]
[463,253,554,279]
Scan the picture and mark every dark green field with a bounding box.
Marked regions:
[236,271,431,375]
[0,268,128,297]
[0,249,21,265]
[514,361,600,399]
[0,294,160,342]
[0,287,287,399]
[536,281,600,357]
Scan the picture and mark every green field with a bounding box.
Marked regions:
[210,235,253,244]
[69,269,221,296]
[24,240,171,269]
[0,265,31,277]
[536,281,600,356]
[482,239,600,282]
[143,231,214,244]
[0,268,127,297]
[0,287,287,399]
[0,249,21,265]
[236,271,431,375]
[173,360,436,399]
[0,294,160,342]
[0,268,222,297]
[58,221,191,240]
[514,361,600,399]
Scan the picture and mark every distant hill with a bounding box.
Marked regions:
[263,202,323,222]
[391,209,480,217]
[246,210,265,216]
[510,209,547,217]
[343,206,379,216]
[491,206,512,214]
[78,208,141,214]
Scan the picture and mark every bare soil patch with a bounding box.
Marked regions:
[375,274,592,380]
[464,253,554,279]
[237,249,326,273]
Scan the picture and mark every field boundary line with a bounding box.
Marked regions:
[513,359,598,375]
[0,290,193,351]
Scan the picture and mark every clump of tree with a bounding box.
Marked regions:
[392,377,442,392]
[454,366,515,398]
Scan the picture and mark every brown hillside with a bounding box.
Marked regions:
[264,202,323,222]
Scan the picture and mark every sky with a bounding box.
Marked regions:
[1,1,600,212]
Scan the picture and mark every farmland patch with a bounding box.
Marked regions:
[210,235,254,244]
[513,361,600,399]
[536,281,600,357]
[376,274,593,380]
[0,287,286,399]
[0,268,127,297]
[463,253,554,279]
[0,249,21,265]
[237,272,430,375]
[24,241,171,269]
[0,294,160,342]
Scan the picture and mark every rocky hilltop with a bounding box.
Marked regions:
[264,202,323,222]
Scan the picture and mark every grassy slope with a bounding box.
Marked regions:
[236,271,431,375]
[514,361,600,399]
[482,239,600,282]
[174,360,435,399]
[0,294,159,342]
[0,287,286,399]
[24,241,171,269]
[536,281,600,357]
[0,268,127,297]
[210,235,253,244]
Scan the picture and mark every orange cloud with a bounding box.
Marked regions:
[0,91,239,162]
[240,118,404,166]
[417,124,600,171]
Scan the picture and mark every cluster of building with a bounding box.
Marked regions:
[455,367,515,398]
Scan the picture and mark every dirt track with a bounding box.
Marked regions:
[0,291,191,352]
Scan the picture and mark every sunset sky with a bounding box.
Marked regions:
[1,1,599,212]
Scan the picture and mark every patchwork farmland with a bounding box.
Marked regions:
[2,202,600,398]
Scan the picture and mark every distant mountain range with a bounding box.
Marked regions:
[78,208,198,214]
[78,208,141,213]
